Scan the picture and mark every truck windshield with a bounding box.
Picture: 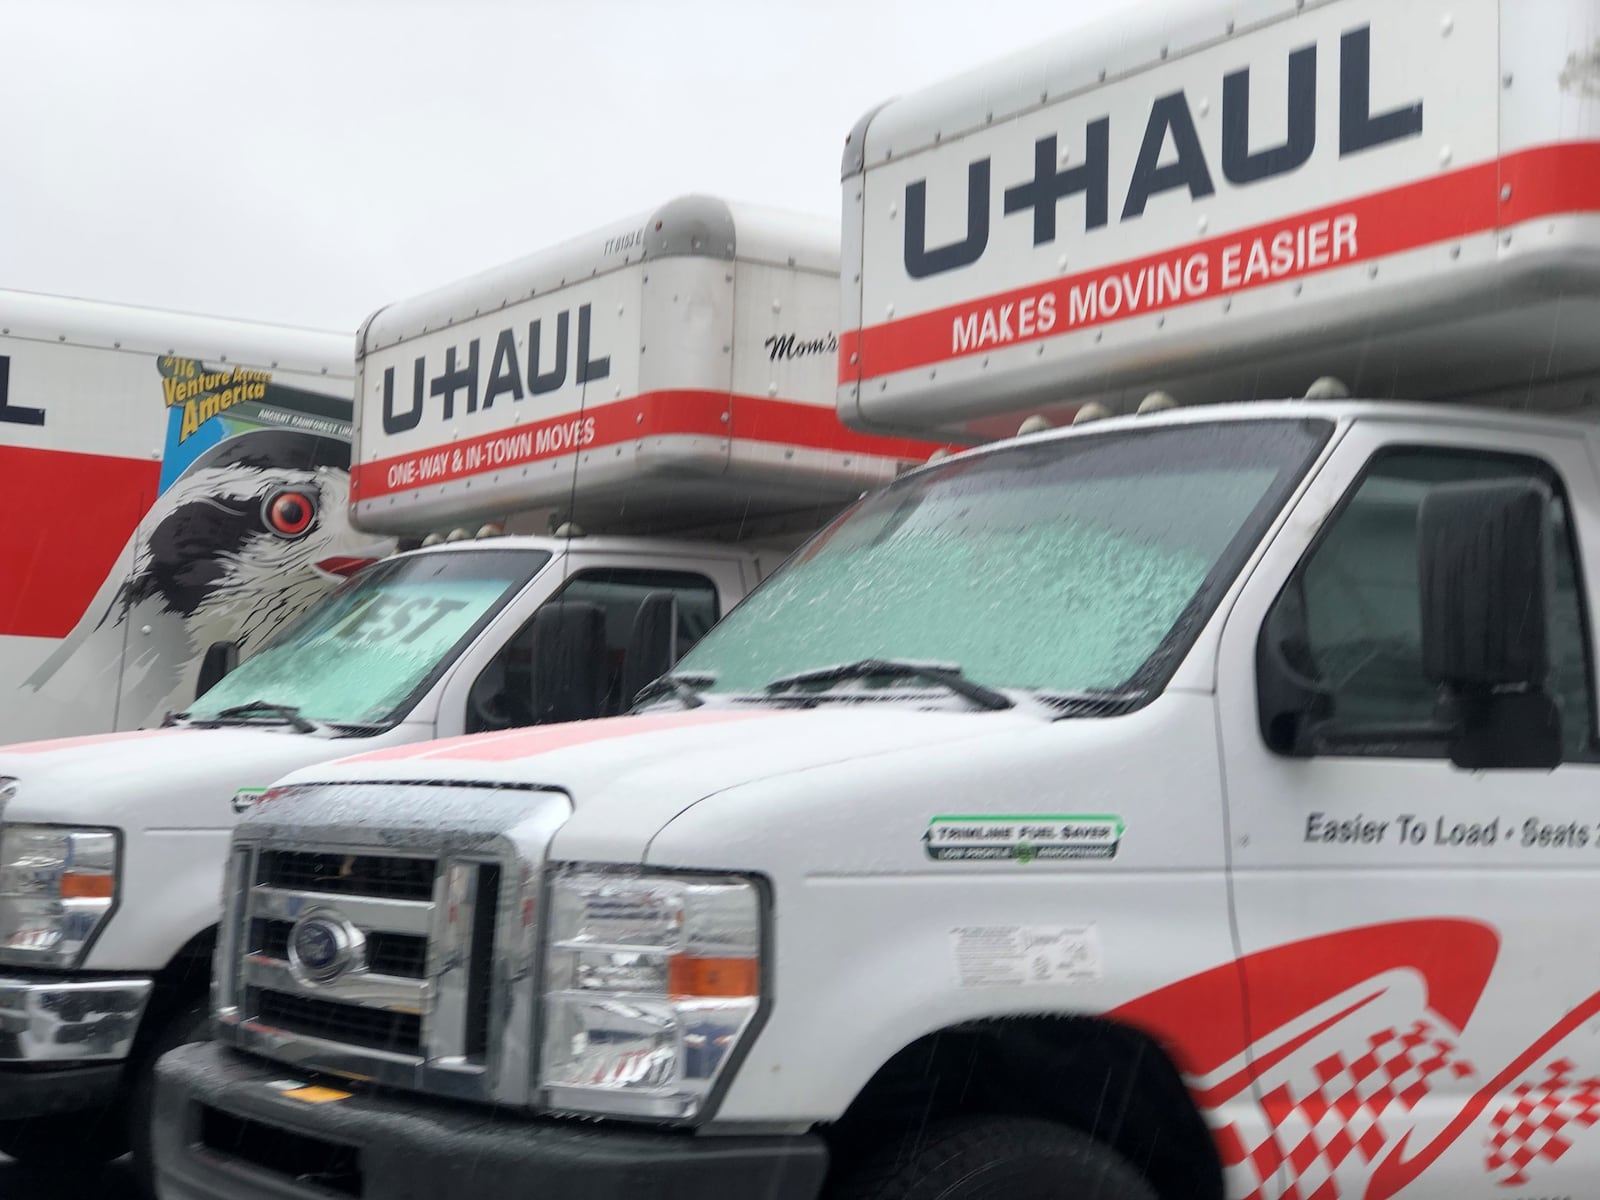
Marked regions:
[185,548,552,728]
[676,418,1330,703]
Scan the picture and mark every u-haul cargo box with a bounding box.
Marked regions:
[0,289,376,741]
[354,195,941,536]
[840,0,1600,440]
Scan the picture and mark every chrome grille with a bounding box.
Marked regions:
[221,843,507,1098]
[251,921,428,979]
[214,781,571,1109]
[253,988,423,1056]
[256,849,436,901]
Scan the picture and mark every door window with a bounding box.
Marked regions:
[1267,448,1595,759]
[465,568,719,733]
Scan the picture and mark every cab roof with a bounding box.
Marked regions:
[359,195,837,355]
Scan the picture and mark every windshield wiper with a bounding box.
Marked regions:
[1028,688,1151,721]
[210,701,319,734]
[764,659,1014,711]
[631,671,717,711]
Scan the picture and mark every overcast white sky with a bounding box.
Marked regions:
[1,0,1125,333]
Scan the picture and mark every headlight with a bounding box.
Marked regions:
[540,866,763,1121]
[0,824,119,968]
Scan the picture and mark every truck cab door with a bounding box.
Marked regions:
[1214,420,1600,1198]
[433,554,740,739]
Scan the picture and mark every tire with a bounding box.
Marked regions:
[830,1115,1157,1200]
[126,997,212,1198]
[0,1108,129,1168]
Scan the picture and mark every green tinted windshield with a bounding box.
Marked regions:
[188,548,551,725]
[676,419,1329,698]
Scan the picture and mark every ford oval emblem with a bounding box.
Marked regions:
[286,909,366,986]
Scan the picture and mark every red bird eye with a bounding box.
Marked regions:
[265,491,315,537]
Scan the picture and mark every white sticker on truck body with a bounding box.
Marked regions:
[950,924,1103,987]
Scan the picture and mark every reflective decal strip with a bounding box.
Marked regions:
[349,390,945,502]
[0,728,185,754]
[338,709,777,765]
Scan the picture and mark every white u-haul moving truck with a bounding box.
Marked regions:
[0,197,934,1192]
[157,2,1600,1198]
[0,289,381,742]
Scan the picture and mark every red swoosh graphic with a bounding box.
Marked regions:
[1112,919,1499,1079]
[1111,920,1502,1195]
[1367,987,1600,1199]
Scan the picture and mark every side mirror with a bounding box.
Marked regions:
[527,600,608,725]
[1419,479,1561,770]
[195,641,239,699]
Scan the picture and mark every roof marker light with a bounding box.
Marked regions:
[1304,376,1351,400]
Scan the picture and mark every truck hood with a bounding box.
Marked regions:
[269,706,1046,860]
[0,726,398,831]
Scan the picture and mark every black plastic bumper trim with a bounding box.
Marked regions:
[154,1042,828,1200]
[0,1061,125,1121]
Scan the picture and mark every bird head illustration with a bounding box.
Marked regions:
[24,428,394,730]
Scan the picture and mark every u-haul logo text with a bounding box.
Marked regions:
[902,24,1422,282]
[380,302,610,436]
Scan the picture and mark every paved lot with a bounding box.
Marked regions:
[0,1155,143,1198]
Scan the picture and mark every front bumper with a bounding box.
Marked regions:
[155,1042,830,1200]
[0,1061,127,1121]
[0,974,152,1062]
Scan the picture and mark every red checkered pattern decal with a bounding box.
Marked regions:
[1212,1020,1476,1200]
[1485,1059,1600,1186]
[1109,922,1600,1197]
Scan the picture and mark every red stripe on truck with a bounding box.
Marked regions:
[0,728,186,755]
[839,141,1600,384]
[350,390,945,501]
[340,709,775,765]
[0,445,160,639]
